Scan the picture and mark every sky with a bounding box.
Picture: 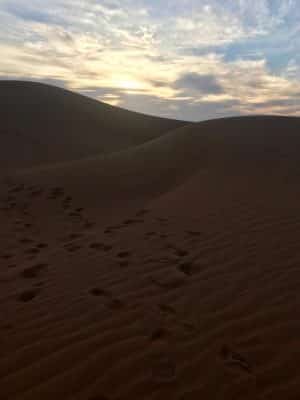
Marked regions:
[0,0,300,121]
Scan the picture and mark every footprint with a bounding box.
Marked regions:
[17,289,39,302]
[68,233,84,240]
[34,281,44,288]
[1,324,13,330]
[19,238,34,245]
[186,231,202,237]
[150,327,167,342]
[175,248,188,257]
[89,242,104,250]
[65,244,81,253]
[108,299,123,309]
[89,288,123,309]
[123,218,142,226]
[1,253,13,260]
[103,245,112,252]
[151,275,185,290]
[37,243,48,249]
[21,263,47,279]
[90,243,112,252]
[119,260,129,267]
[107,224,122,232]
[136,209,149,217]
[90,288,106,296]
[178,262,193,276]
[182,321,198,333]
[83,221,95,230]
[145,231,156,237]
[24,247,40,255]
[123,219,134,225]
[9,184,24,193]
[117,251,130,258]
[220,345,252,374]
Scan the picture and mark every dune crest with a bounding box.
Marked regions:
[0,81,187,171]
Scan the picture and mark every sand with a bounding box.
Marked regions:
[0,81,187,171]
[1,82,300,399]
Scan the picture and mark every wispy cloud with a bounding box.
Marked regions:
[0,0,299,120]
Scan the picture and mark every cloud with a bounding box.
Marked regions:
[0,0,300,120]
[174,73,224,95]
[3,4,54,24]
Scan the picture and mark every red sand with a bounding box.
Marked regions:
[1,82,300,400]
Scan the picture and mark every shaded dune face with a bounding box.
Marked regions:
[1,83,300,399]
[10,115,300,214]
[0,81,187,171]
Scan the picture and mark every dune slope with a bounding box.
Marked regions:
[1,116,300,400]
[8,115,300,212]
[0,81,187,170]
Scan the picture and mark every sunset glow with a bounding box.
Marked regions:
[0,1,299,120]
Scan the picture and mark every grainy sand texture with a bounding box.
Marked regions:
[1,81,300,400]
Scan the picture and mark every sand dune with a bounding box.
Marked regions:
[9,115,300,214]
[1,84,300,400]
[0,81,187,171]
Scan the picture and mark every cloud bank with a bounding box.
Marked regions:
[0,0,299,120]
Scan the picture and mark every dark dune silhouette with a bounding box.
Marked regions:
[0,81,187,171]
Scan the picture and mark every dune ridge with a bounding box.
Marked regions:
[0,81,187,171]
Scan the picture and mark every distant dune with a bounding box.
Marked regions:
[12,115,300,212]
[0,81,187,170]
[1,83,300,399]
